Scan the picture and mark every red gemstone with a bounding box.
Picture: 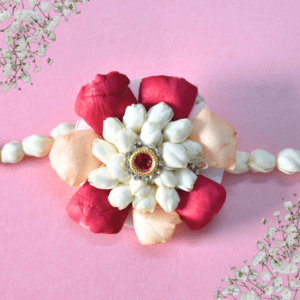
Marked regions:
[134,153,153,172]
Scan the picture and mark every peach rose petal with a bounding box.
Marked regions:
[190,108,237,171]
[133,206,182,245]
[49,130,102,187]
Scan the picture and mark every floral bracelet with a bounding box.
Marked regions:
[1,71,299,245]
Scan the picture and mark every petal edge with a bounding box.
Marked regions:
[176,175,226,230]
[67,182,130,234]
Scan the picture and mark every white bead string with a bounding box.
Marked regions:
[0,123,76,164]
[226,149,300,175]
[1,123,299,176]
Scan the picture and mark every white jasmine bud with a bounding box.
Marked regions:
[22,134,54,157]
[129,178,151,197]
[276,148,300,174]
[108,185,133,210]
[133,187,156,213]
[140,121,163,146]
[92,139,118,164]
[123,104,146,133]
[146,102,174,129]
[180,139,202,162]
[249,149,276,173]
[174,168,197,192]
[1,141,24,163]
[162,142,189,169]
[227,151,250,174]
[154,169,177,188]
[50,123,76,138]
[106,153,129,180]
[88,167,119,190]
[103,117,124,144]
[156,186,180,212]
[114,128,137,153]
[163,119,193,143]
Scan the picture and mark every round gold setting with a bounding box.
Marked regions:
[129,148,159,177]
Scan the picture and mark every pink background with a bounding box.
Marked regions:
[1,0,300,299]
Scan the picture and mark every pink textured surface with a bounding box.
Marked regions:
[0,1,300,299]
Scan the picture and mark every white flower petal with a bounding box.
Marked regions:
[140,121,163,146]
[1,141,24,163]
[248,149,276,173]
[174,168,197,192]
[163,119,193,143]
[276,148,300,175]
[22,134,54,157]
[133,187,157,213]
[103,117,124,144]
[180,139,202,162]
[162,142,189,169]
[156,186,180,212]
[154,169,177,188]
[146,102,174,129]
[227,151,250,174]
[50,123,76,138]
[92,139,118,164]
[123,104,146,133]
[88,167,119,189]
[108,185,133,210]
[106,153,129,180]
[129,178,151,197]
[114,128,137,153]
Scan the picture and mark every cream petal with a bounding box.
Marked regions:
[106,153,130,180]
[133,206,182,245]
[88,167,119,189]
[163,119,193,143]
[162,142,189,169]
[108,184,133,210]
[103,117,124,144]
[146,102,174,129]
[155,186,180,212]
[154,169,177,188]
[129,178,151,197]
[92,138,118,164]
[180,139,202,162]
[190,108,237,170]
[49,130,101,187]
[132,187,157,213]
[123,103,146,133]
[140,121,163,146]
[173,168,197,192]
[114,128,137,153]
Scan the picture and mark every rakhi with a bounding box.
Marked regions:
[1,72,300,245]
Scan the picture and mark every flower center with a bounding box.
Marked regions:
[128,147,159,178]
[134,153,153,172]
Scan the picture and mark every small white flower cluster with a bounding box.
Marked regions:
[0,0,89,92]
[214,194,300,300]
[89,102,204,213]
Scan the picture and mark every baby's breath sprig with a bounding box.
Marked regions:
[0,0,89,92]
[215,193,300,300]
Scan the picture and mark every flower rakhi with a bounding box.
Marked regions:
[1,71,299,245]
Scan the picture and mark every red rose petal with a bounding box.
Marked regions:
[176,175,226,230]
[67,182,130,234]
[75,71,137,135]
[138,75,198,120]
